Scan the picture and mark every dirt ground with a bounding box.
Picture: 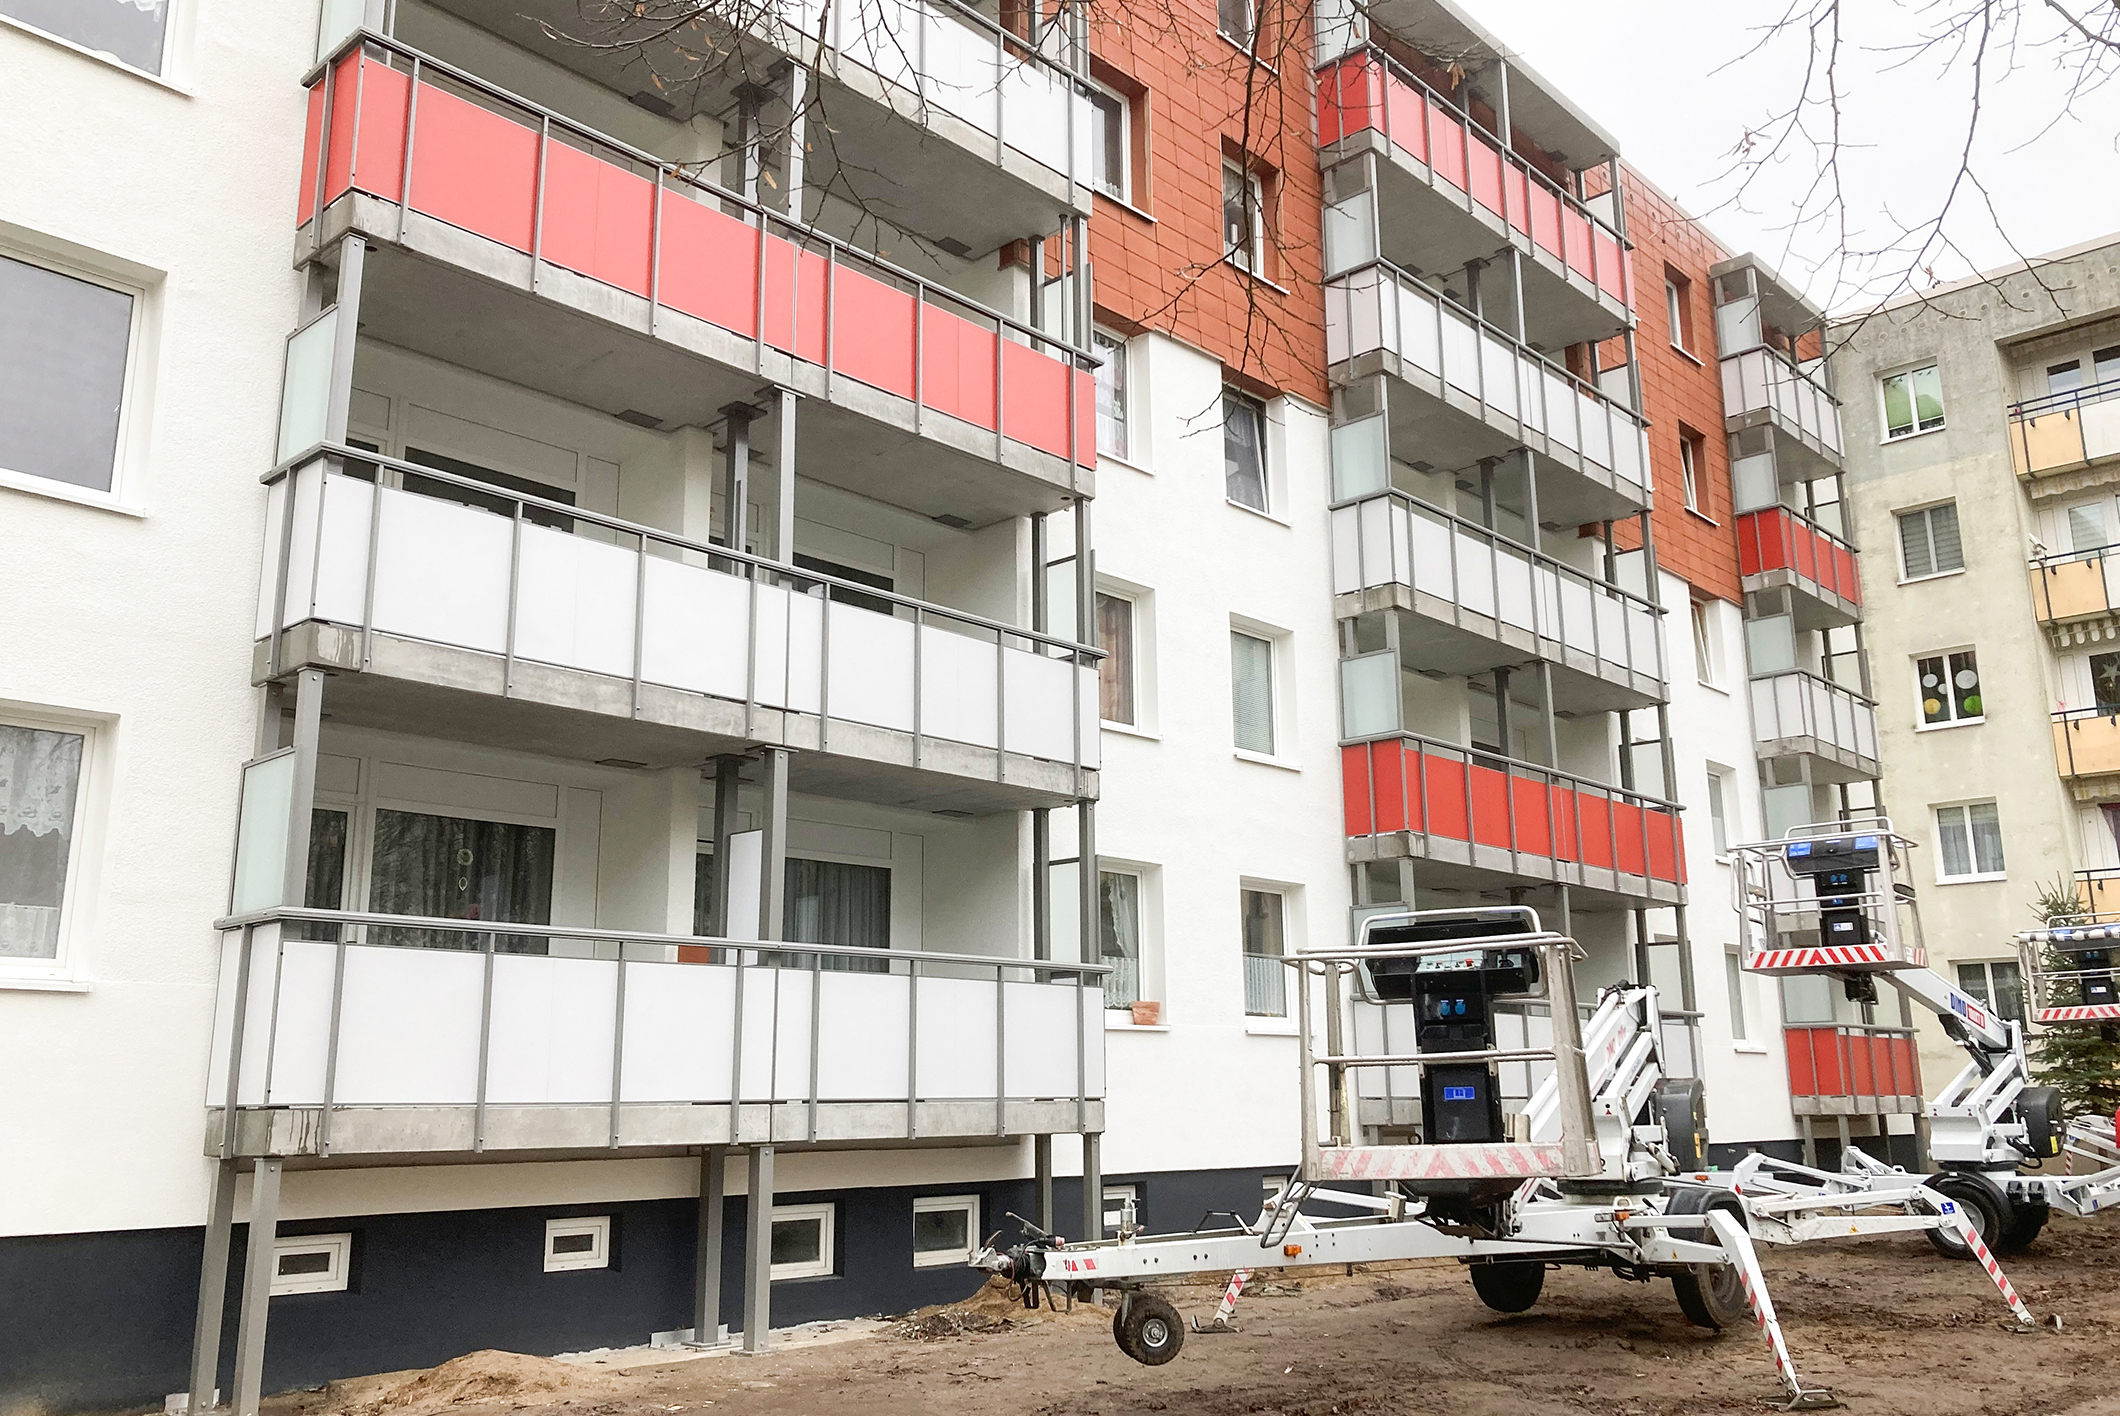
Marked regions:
[277,1219,2120,1416]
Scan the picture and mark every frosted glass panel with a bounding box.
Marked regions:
[1340,653,1400,738]
[277,311,338,463]
[231,752,296,914]
[1331,416,1388,500]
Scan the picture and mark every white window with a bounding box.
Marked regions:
[1724,951,1749,1041]
[1099,867,1143,1008]
[1957,960,2026,1024]
[1093,330,1129,460]
[1881,363,1945,439]
[2067,500,2109,553]
[1223,388,1268,511]
[2050,360,2085,397]
[1102,1184,1139,1237]
[1935,801,2005,881]
[1916,649,1983,727]
[1691,600,1720,686]
[911,1195,980,1268]
[1665,271,1694,354]
[1216,0,1254,47]
[0,248,146,501]
[367,807,556,950]
[770,1203,835,1280]
[1241,886,1287,1017]
[0,713,99,982]
[1705,767,1731,856]
[1896,502,1964,579]
[1230,629,1277,756]
[1096,590,1136,726]
[270,1233,352,1295]
[543,1216,611,1273]
[1222,159,1264,274]
[1,0,175,76]
[1678,432,1701,510]
[1088,85,1128,202]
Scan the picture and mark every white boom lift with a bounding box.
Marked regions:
[1730,819,2120,1254]
[973,906,2045,1410]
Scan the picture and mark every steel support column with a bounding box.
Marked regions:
[1081,1132,1103,1241]
[692,1146,729,1347]
[756,748,788,945]
[770,387,797,564]
[1035,1134,1054,1234]
[710,757,743,938]
[184,1158,240,1415]
[720,403,753,556]
[741,1144,774,1354]
[230,1159,282,1416]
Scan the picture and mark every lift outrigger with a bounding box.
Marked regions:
[1728,820,2120,1253]
[972,905,2046,1410]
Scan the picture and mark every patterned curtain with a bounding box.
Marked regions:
[0,725,84,960]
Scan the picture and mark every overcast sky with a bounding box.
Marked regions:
[1460,1,2120,314]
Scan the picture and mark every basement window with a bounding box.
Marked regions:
[770,1203,835,1280]
[270,1234,352,1295]
[911,1194,980,1268]
[544,1216,611,1273]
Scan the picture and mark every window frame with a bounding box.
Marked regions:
[0,237,157,512]
[1664,269,1694,355]
[1879,361,1946,441]
[270,1232,353,1295]
[1894,501,1965,583]
[1691,598,1721,687]
[769,1202,836,1280]
[910,1194,981,1269]
[1222,387,1270,514]
[1705,765,1732,858]
[1101,1183,1139,1238]
[1095,587,1137,727]
[1221,157,1266,275]
[0,0,185,86]
[1216,0,1256,50]
[1091,328,1131,463]
[543,1215,612,1273]
[1097,863,1145,1010]
[1914,647,1984,730]
[1724,949,1750,1042]
[1956,959,2027,1025]
[1085,80,1131,204]
[1229,623,1283,761]
[0,703,108,991]
[1239,881,1290,1019]
[1933,799,2006,883]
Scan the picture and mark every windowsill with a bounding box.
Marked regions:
[1224,256,1293,296]
[1098,450,1154,477]
[1731,1042,1770,1056]
[1696,677,1731,696]
[1234,748,1300,773]
[0,467,146,518]
[1935,872,2007,887]
[1106,1017,1171,1032]
[1217,31,1277,73]
[1226,497,1291,528]
[1897,567,1967,587]
[0,974,91,994]
[1684,507,1721,528]
[1668,342,1705,368]
[1245,1019,1297,1036]
[1916,717,1984,732]
[1101,719,1160,741]
[1094,191,1157,226]
[1883,425,1947,446]
[0,14,192,95]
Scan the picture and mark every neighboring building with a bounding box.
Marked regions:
[1835,234,2120,1086]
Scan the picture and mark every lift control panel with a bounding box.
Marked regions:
[1364,912,1541,1146]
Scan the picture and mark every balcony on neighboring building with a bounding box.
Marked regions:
[1331,488,1665,709]
[1325,260,1652,527]
[2053,707,2120,789]
[2029,542,2120,632]
[2010,379,2120,480]
[1750,670,1879,781]
[207,908,1105,1159]
[1316,46,1631,350]
[1783,1023,1923,1117]
[1340,733,1685,908]
[1712,254,1841,482]
[258,449,1099,813]
[296,34,1096,522]
[2077,867,2120,914]
[1718,347,1842,478]
[1736,506,1862,628]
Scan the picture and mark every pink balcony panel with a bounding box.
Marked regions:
[1467,134,1504,217]
[298,52,1094,467]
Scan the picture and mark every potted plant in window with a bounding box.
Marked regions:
[1130,1000,1162,1026]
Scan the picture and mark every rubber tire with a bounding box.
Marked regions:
[1922,1171,2008,1261]
[1654,1077,1710,1171]
[1665,1188,1749,1330]
[1468,1261,1547,1314]
[1112,1293,1184,1366]
[1999,1203,2050,1255]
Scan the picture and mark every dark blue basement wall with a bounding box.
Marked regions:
[0,1164,1278,1414]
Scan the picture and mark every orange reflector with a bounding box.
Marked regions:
[1283,1244,1303,1257]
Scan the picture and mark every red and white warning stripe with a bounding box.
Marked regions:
[2036,1004,2120,1022]
[1938,1203,2038,1328]
[1703,1208,1817,1407]
[1747,944,1903,971]
[1315,1143,1566,1182]
[1209,1267,1252,1327]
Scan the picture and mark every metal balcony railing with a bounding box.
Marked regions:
[209,906,1108,1157]
[1783,1024,1921,1111]
[1720,346,1843,460]
[1340,732,1685,893]
[2052,706,2120,779]
[1750,669,1878,769]
[1316,47,1632,313]
[2076,868,2120,916]
[260,447,1101,783]
[298,32,1094,470]
[2010,376,2120,477]
[1325,259,1651,496]
[1735,506,1862,609]
[2029,541,2120,624]
[1331,488,1665,687]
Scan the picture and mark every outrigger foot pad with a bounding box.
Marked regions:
[1190,1317,1239,1334]
[2002,1314,2063,1335]
[1773,1387,1840,1411]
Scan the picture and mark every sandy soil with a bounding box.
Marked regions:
[279,1219,2120,1416]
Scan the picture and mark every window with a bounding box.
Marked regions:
[292,807,350,942]
[270,1234,352,1296]
[1724,950,1749,1041]
[1097,591,1135,725]
[1896,502,1964,579]
[2068,501,2109,553]
[1706,769,1731,856]
[1916,649,1982,726]
[1223,388,1268,511]
[1093,330,1129,460]
[769,1203,835,1280]
[1216,0,1254,47]
[1222,159,1264,274]
[367,808,556,952]
[1957,960,2026,1024]
[2093,651,2120,712]
[793,553,895,617]
[1099,868,1142,1008]
[784,857,891,971]
[1691,600,1719,686]
[911,1195,980,1268]
[0,250,139,496]
[1230,630,1276,755]
[544,1217,611,1273]
[1665,270,1694,353]
[1881,363,1945,439]
[1088,86,1128,201]
[2050,360,2085,396]
[1241,886,1286,1017]
[404,447,576,533]
[0,718,90,970]
[0,0,173,74]
[1677,427,1705,511]
[1102,1184,1139,1237]
[2098,345,2120,388]
[1934,801,2005,881]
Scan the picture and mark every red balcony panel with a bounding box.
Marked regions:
[1785,1028,1822,1096]
[1468,133,1504,217]
[1562,206,1594,282]
[1427,99,1466,189]
[1848,1034,1877,1096]
[298,82,327,225]
[1467,759,1514,849]
[832,265,919,401]
[1341,740,1376,834]
[1574,792,1614,871]
[1647,808,1683,884]
[1509,774,1552,856]
[1422,750,1469,841]
[1528,183,1561,263]
[541,140,654,295]
[1736,508,1862,607]
[659,188,765,339]
[1503,166,1530,237]
[1612,799,1649,876]
[1386,75,1426,164]
[1594,230,1626,303]
[404,79,543,254]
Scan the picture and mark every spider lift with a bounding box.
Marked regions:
[972,906,2043,1410]
[1729,819,2120,1255]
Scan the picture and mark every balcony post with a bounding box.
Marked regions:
[280,668,325,914]
[757,748,788,945]
[1478,456,1499,530]
[1076,800,1097,968]
[1493,666,1513,753]
[719,403,753,556]
[183,1157,239,1416]
[230,1158,283,1416]
[691,1146,729,1347]
[1032,808,1050,962]
[770,387,798,563]
[709,757,743,939]
[740,1144,774,1354]
[1035,1134,1054,1233]
[1519,448,1541,549]
[1081,1130,1103,1243]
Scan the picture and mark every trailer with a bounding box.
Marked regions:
[972,907,2045,1410]
[1730,820,2120,1253]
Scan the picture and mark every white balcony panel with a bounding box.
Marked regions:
[917,974,1000,1097]
[516,524,639,679]
[831,603,922,734]
[1480,332,1517,418]
[914,619,992,743]
[1751,671,1877,762]
[1543,370,1576,451]
[820,972,911,1099]
[618,963,738,1101]
[2085,400,2120,463]
[259,938,338,1106]
[640,555,755,699]
[772,970,815,1102]
[331,944,486,1106]
[1006,978,1084,1098]
[486,954,620,1105]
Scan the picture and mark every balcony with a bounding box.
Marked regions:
[1783,1025,1923,1116]
[1736,507,1861,627]
[1750,670,1879,781]
[2077,868,2120,914]
[2010,380,2120,480]
[1719,346,1843,479]
[297,36,1095,524]
[2053,708,2120,786]
[1331,489,1665,710]
[258,450,1099,813]
[1317,48,1631,349]
[2029,544,2120,630]
[1340,734,1685,908]
[207,909,1105,1158]
[1325,261,1652,526]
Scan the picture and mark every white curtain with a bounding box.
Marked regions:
[0,725,83,960]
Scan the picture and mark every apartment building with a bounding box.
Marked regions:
[1835,234,2120,1086]
[0,0,1901,1410]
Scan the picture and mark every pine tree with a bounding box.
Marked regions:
[2027,877,2120,1122]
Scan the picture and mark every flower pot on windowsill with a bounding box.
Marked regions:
[1130,1000,1162,1026]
